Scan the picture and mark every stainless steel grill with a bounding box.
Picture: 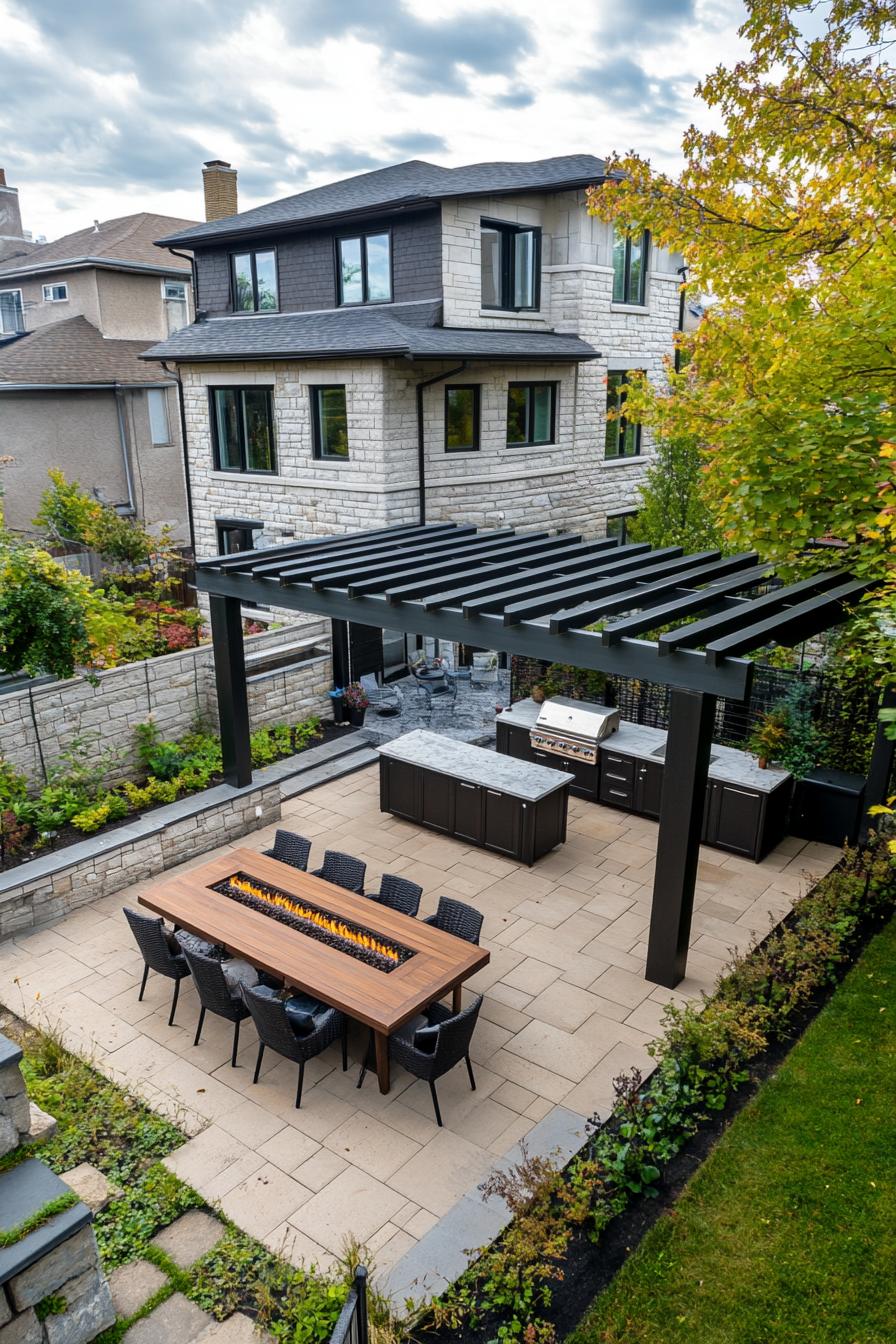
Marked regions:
[530,696,620,765]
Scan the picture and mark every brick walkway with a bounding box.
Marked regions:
[0,766,839,1296]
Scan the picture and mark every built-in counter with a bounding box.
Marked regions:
[378,730,570,865]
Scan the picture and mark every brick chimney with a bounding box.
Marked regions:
[202,160,238,221]
[0,169,26,240]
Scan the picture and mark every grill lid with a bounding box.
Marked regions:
[533,696,619,743]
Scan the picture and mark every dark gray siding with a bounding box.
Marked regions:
[193,208,442,318]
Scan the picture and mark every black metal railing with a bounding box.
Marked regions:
[330,1266,369,1344]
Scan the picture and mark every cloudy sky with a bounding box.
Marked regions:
[1,0,750,242]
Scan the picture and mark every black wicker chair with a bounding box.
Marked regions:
[368,873,422,918]
[312,850,367,894]
[423,896,484,945]
[181,946,251,1068]
[123,906,191,1026]
[358,996,483,1126]
[241,984,347,1108]
[262,829,312,872]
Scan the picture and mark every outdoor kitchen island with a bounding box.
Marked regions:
[378,729,571,864]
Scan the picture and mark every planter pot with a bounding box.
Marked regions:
[531,686,546,704]
[758,756,768,770]
[348,707,366,726]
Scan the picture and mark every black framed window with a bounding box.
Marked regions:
[210,387,276,473]
[481,220,540,311]
[216,519,264,554]
[607,511,637,544]
[506,382,556,447]
[445,385,480,452]
[605,372,642,458]
[311,385,349,459]
[337,232,391,305]
[231,249,278,312]
[612,227,649,305]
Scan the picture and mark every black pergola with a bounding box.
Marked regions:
[196,523,873,988]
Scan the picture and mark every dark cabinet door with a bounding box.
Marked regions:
[384,758,420,822]
[454,780,484,843]
[421,770,452,834]
[708,782,763,858]
[483,788,521,857]
[635,760,664,819]
[498,722,533,763]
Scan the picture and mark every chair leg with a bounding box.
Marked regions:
[295,1060,305,1109]
[138,964,149,1002]
[465,1054,476,1091]
[168,977,181,1026]
[341,1021,348,1072]
[429,1080,443,1128]
[193,1006,206,1047]
[253,1042,265,1084]
[231,1018,241,1068]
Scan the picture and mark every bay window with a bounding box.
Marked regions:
[481,220,540,311]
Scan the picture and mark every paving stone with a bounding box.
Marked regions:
[149,1211,224,1269]
[108,1260,168,1319]
[196,1311,274,1342]
[121,1292,212,1343]
[59,1163,122,1213]
[23,1103,57,1146]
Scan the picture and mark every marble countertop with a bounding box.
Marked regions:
[500,698,792,793]
[378,729,571,801]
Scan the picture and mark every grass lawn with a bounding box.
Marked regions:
[568,917,896,1344]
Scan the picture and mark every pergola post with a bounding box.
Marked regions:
[860,684,896,842]
[331,618,350,688]
[646,688,717,988]
[209,594,252,787]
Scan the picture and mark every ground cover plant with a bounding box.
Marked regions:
[567,916,896,1344]
[0,713,325,869]
[423,839,895,1342]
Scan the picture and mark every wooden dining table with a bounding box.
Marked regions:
[138,847,489,1094]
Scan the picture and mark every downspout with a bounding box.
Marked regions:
[413,362,467,525]
[162,360,196,554]
[674,264,688,374]
[113,386,137,515]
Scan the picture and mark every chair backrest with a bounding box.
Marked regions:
[182,945,238,1017]
[123,907,182,977]
[432,995,483,1071]
[242,985,303,1059]
[359,673,379,697]
[377,873,422,917]
[433,896,484,945]
[318,850,367,893]
[268,829,312,871]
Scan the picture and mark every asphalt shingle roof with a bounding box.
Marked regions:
[0,213,198,280]
[156,154,608,247]
[140,301,599,365]
[0,317,173,387]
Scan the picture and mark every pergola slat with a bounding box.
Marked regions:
[703,578,872,663]
[330,531,531,595]
[383,537,611,605]
[241,523,467,578]
[497,547,686,624]
[205,522,459,574]
[601,565,775,645]
[549,553,760,632]
[460,544,653,618]
[658,570,852,657]
[418,540,620,611]
[280,526,487,586]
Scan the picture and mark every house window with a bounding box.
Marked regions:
[481,220,540,311]
[445,386,480,452]
[337,233,391,305]
[42,283,68,303]
[216,519,264,554]
[612,227,649,305]
[311,386,349,459]
[147,389,171,445]
[0,289,24,334]
[210,387,276,473]
[506,382,556,447]
[164,280,189,333]
[231,250,278,312]
[607,510,638,544]
[605,372,642,458]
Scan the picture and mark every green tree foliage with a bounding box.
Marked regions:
[628,436,724,553]
[588,0,896,615]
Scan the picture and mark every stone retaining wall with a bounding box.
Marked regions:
[0,623,332,790]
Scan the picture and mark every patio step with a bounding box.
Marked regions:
[279,741,378,799]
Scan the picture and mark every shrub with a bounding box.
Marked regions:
[70,802,112,834]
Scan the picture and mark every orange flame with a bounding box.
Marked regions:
[229,875,401,962]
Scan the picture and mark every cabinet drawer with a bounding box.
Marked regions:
[601,752,635,784]
[599,776,634,808]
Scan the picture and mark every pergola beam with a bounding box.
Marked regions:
[418,539,620,611]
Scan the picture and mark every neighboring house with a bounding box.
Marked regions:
[144,155,684,668]
[0,209,198,541]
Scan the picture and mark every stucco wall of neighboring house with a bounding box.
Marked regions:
[0,389,129,531]
[120,384,189,541]
[5,268,101,332]
[95,268,189,341]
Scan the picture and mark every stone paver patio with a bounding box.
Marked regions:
[0,764,839,1295]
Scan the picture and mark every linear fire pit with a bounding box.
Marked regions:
[210,871,415,972]
[139,847,489,1093]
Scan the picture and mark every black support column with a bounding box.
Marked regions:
[331,618,350,688]
[209,595,252,787]
[646,688,717,987]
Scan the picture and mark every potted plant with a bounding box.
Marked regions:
[531,684,547,704]
[328,687,347,724]
[747,708,789,769]
[343,682,369,726]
